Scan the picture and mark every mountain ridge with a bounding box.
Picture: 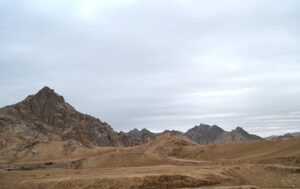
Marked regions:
[0,86,269,150]
[127,124,263,145]
[0,86,136,148]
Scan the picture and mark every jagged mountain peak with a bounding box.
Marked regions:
[0,87,264,148]
[185,124,225,144]
[128,128,152,134]
[234,126,245,132]
[183,124,263,144]
[214,126,262,144]
[141,128,151,132]
[38,86,54,94]
[0,87,136,147]
[127,128,156,143]
[1,86,74,122]
[231,126,255,137]
[30,86,65,104]
[36,86,60,97]
[189,124,225,133]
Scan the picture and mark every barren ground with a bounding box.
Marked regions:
[0,135,299,189]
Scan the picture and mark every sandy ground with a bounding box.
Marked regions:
[0,135,299,189]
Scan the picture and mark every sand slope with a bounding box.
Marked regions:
[0,135,299,189]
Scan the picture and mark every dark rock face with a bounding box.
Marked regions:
[0,86,135,147]
[184,124,262,144]
[127,124,262,145]
[184,124,225,144]
[127,129,184,143]
[127,128,157,143]
[214,126,262,144]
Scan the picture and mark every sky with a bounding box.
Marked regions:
[0,0,300,137]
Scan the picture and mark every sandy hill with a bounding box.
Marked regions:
[130,133,300,166]
[138,133,198,156]
[1,132,299,189]
[203,137,300,164]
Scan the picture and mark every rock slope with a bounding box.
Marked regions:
[184,124,225,144]
[127,128,156,143]
[0,86,135,148]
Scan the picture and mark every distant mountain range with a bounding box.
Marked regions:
[127,124,262,145]
[265,132,300,140]
[0,86,296,149]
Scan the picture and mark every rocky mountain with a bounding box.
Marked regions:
[184,124,262,144]
[0,86,265,150]
[184,124,225,144]
[265,132,300,140]
[127,124,262,145]
[127,128,156,143]
[0,86,136,148]
[214,126,262,144]
[127,129,185,143]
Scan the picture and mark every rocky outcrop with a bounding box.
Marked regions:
[0,86,136,148]
[128,124,262,145]
[127,129,184,143]
[127,128,157,143]
[183,124,262,144]
[214,126,262,144]
[184,124,225,144]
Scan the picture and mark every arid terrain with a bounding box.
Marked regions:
[0,135,300,189]
[2,0,300,187]
[0,87,299,189]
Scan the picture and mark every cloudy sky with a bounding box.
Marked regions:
[1,0,300,136]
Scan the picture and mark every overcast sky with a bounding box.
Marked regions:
[1,0,300,136]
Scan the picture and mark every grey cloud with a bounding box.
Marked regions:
[0,0,300,137]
